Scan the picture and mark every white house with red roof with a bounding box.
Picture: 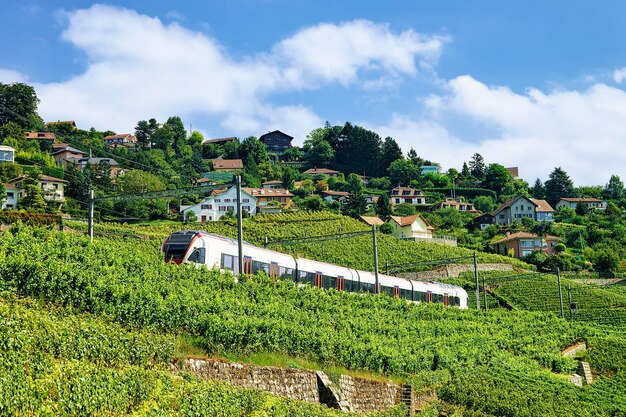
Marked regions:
[389,187,428,207]
[388,214,435,240]
[181,186,257,222]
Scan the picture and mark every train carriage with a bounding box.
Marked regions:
[163,230,468,308]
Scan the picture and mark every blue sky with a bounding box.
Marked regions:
[2,1,626,185]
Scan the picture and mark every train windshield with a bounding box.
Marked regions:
[163,231,196,263]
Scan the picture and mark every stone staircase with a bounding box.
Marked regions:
[578,361,593,385]
[400,384,413,415]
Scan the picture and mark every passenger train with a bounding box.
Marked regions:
[162,230,468,308]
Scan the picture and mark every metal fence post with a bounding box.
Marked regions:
[236,176,244,276]
[567,282,572,319]
[372,224,380,294]
[483,274,488,311]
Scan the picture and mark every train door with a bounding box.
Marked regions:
[270,262,280,278]
[393,285,400,298]
[336,276,345,291]
[243,256,253,275]
[314,272,323,288]
[426,291,433,303]
[443,294,449,306]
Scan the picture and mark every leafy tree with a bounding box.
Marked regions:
[332,123,382,176]
[343,173,367,218]
[0,82,43,129]
[419,172,451,188]
[115,169,166,193]
[592,244,620,273]
[134,118,159,149]
[529,178,547,200]
[469,153,486,180]
[0,182,5,207]
[221,139,240,159]
[460,162,471,178]
[152,124,175,151]
[303,195,324,211]
[0,121,24,144]
[379,222,393,234]
[388,158,420,187]
[0,162,22,183]
[369,177,391,190]
[185,209,198,223]
[575,201,589,216]
[307,140,334,168]
[375,193,393,216]
[603,174,625,200]
[394,203,416,216]
[482,163,513,196]
[545,167,574,206]
[239,136,269,166]
[473,195,495,213]
[380,136,403,174]
[18,168,46,212]
[281,146,303,162]
[281,167,298,190]
[605,201,622,221]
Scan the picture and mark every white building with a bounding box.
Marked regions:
[183,186,257,222]
[0,145,15,164]
[1,184,17,209]
[8,174,67,207]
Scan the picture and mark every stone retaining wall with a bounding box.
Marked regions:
[175,358,411,413]
[398,263,514,280]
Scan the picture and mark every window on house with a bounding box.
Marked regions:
[499,214,505,219]
[395,198,400,204]
[520,240,533,248]
[201,204,209,210]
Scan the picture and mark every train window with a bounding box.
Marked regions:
[253,261,269,275]
[299,271,314,285]
[222,254,234,270]
[270,262,280,278]
[324,275,334,290]
[400,289,412,300]
[344,279,354,292]
[279,266,295,280]
[188,247,206,264]
[243,257,253,275]
[433,293,443,303]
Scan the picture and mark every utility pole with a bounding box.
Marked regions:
[557,268,564,318]
[483,274,488,311]
[474,252,480,310]
[87,188,94,243]
[236,176,244,276]
[372,224,380,294]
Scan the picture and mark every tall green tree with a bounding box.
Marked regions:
[306,140,334,168]
[134,118,159,149]
[332,123,382,176]
[483,163,513,196]
[375,193,392,216]
[602,174,625,200]
[469,153,486,180]
[530,178,547,199]
[18,168,46,212]
[239,136,268,166]
[343,173,367,218]
[545,167,574,206]
[380,136,403,174]
[0,82,43,129]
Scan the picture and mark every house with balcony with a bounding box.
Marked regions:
[434,198,478,213]
[259,130,293,153]
[0,145,15,164]
[389,187,428,207]
[8,174,67,208]
[556,197,607,211]
[25,131,56,145]
[182,186,257,222]
[103,133,137,149]
[243,187,294,213]
[492,231,560,258]
[321,190,349,204]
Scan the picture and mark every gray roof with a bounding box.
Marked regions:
[78,157,119,166]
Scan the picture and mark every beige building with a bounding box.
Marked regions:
[492,231,560,258]
[388,214,434,240]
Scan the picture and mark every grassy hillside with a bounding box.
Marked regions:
[1,225,626,415]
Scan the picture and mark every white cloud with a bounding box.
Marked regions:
[0,69,28,83]
[613,67,626,83]
[377,75,626,185]
[5,4,442,142]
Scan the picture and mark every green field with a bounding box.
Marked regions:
[1,223,626,416]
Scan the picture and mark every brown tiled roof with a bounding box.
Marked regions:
[359,216,384,226]
[390,187,425,197]
[212,159,244,170]
[9,174,68,184]
[202,136,238,144]
[25,132,56,140]
[262,180,283,185]
[530,199,554,212]
[303,168,339,175]
[321,190,349,197]
[389,214,434,229]
[505,167,519,177]
[492,232,559,245]
[104,134,137,141]
[559,197,604,203]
